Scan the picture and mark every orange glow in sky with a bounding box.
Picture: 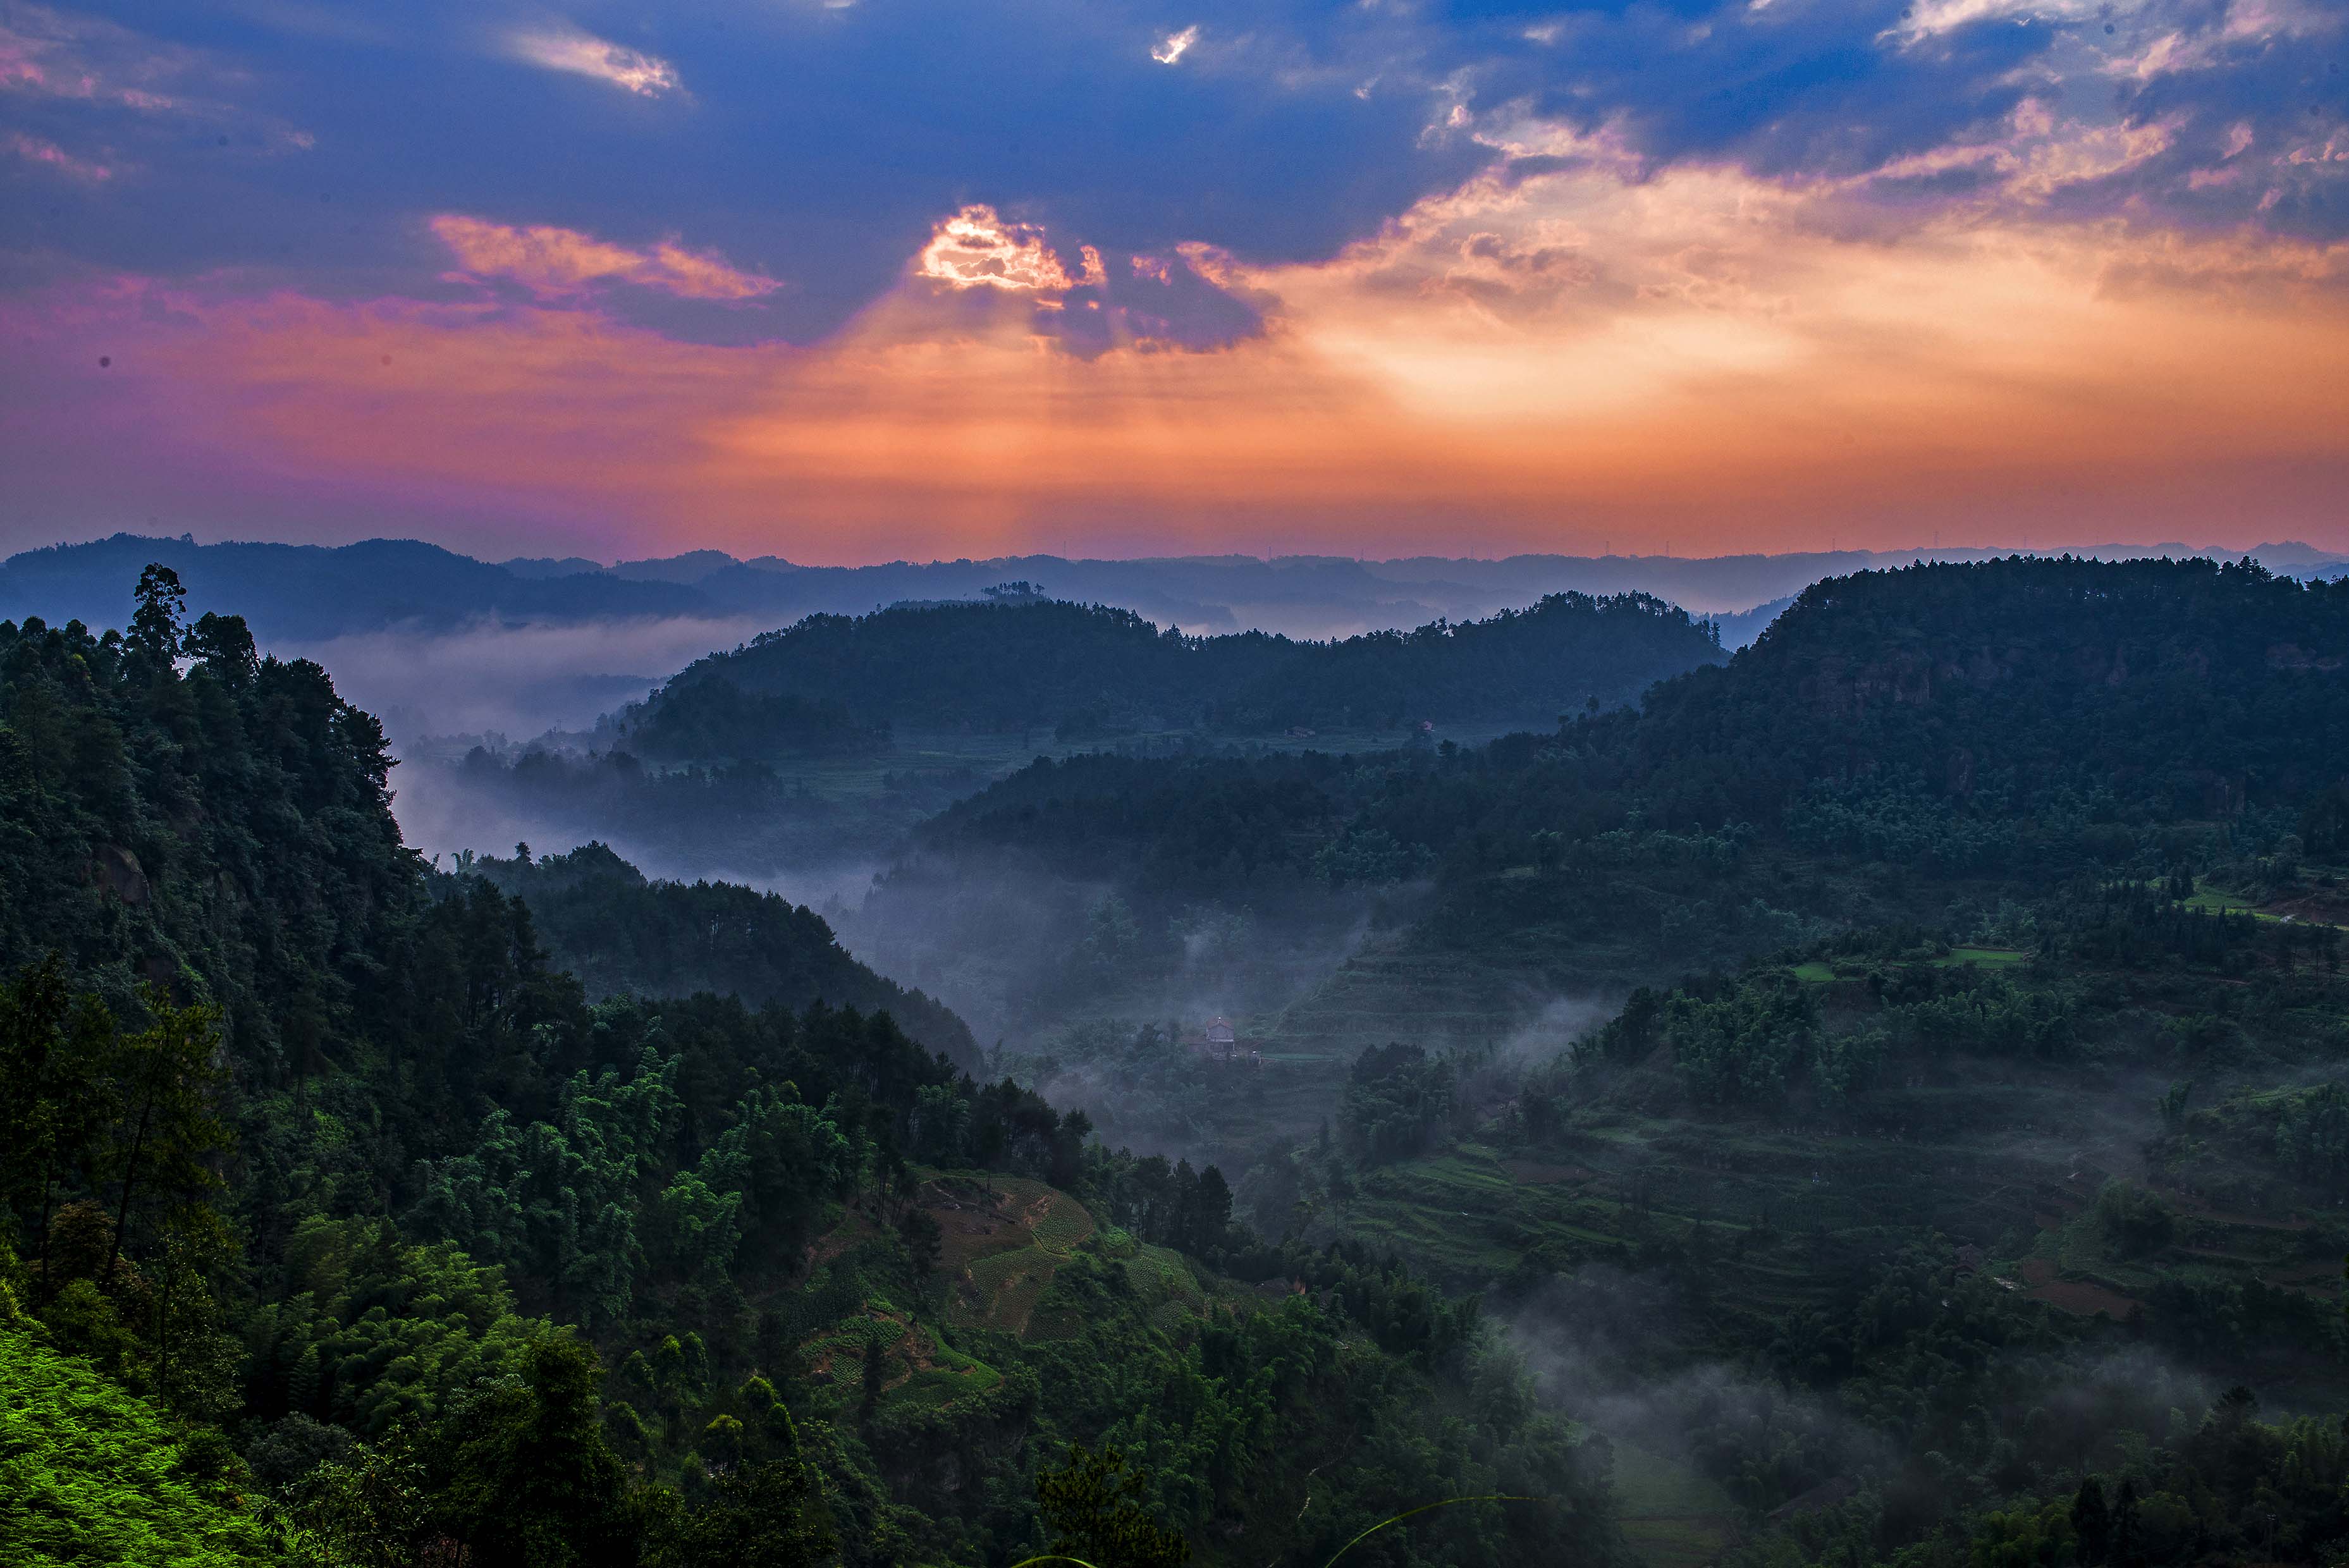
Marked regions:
[8,152,2347,563]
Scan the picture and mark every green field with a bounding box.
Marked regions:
[1934,945,2026,967]
[1613,1444,1741,1568]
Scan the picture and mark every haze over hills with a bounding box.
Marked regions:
[9,530,2343,763]
[412,587,1728,886]
[840,553,2349,1043]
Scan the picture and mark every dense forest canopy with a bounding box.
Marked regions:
[1620,554,2349,825]
[796,556,2349,1115]
[619,587,1724,756]
[899,556,2349,866]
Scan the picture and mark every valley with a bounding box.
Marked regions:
[5,553,2348,1568]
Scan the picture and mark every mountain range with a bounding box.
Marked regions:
[9,532,2343,649]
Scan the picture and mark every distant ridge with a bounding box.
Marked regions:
[0,534,701,640]
[7,532,2341,650]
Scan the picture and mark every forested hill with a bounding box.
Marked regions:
[0,567,1622,1567]
[895,558,2349,892]
[847,555,2349,1054]
[1397,556,2349,959]
[1578,554,2349,830]
[0,570,416,1066]
[0,532,704,639]
[0,574,962,1070]
[463,840,974,1059]
[626,587,1722,751]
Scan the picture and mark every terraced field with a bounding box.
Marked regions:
[1261,935,1537,1057]
[792,1172,1246,1419]
[799,1304,1008,1412]
[901,1172,1234,1342]
[1342,1060,2346,1365]
[917,1174,1084,1335]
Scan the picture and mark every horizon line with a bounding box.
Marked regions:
[7,529,2345,577]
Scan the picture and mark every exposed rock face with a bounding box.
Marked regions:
[92,845,149,907]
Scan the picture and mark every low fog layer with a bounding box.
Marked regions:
[284,615,766,745]
[389,754,882,914]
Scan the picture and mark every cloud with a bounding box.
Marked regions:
[7,128,111,180]
[916,204,1077,291]
[1883,0,2105,48]
[276,613,766,740]
[432,214,780,302]
[0,0,1483,341]
[506,26,682,99]
[1063,242,1266,354]
[908,203,1265,353]
[0,3,316,209]
[0,3,197,110]
[1152,25,1200,65]
[9,140,2346,570]
[2,0,2343,556]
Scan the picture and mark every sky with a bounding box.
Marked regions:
[2,0,2345,565]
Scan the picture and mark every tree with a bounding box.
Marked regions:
[897,1206,943,1285]
[271,1431,431,1568]
[432,1330,640,1568]
[1181,1165,1232,1257]
[0,959,119,1287]
[860,1328,889,1415]
[2071,1476,2111,1565]
[129,562,187,668]
[1034,1445,1190,1568]
[2111,1478,2144,1568]
[646,1457,837,1568]
[185,612,259,687]
[102,991,229,1283]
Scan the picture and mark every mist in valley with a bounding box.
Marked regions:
[216,550,2349,1476]
[330,606,1417,1184]
[283,614,766,748]
[15,0,2347,1544]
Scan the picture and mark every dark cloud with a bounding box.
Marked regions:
[1,0,1480,338]
[2087,30,2349,238]
[1471,0,2055,178]
[3,0,2340,348]
[1047,249,1268,356]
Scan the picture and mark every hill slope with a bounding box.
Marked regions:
[1617,553,2349,827]
[0,563,1626,1568]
